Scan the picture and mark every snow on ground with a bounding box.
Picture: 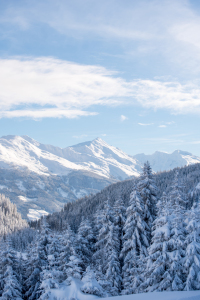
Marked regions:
[72,188,88,199]
[50,278,99,300]
[41,277,200,300]
[27,208,49,221]
[102,291,200,300]
[58,187,68,198]
[18,196,38,202]
[15,181,26,191]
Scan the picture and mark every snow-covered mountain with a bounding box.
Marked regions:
[0,135,141,179]
[134,150,200,172]
[0,135,200,220]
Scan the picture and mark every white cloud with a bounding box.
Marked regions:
[138,123,154,126]
[159,125,167,128]
[132,79,200,114]
[1,57,200,119]
[120,115,128,122]
[0,57,131,119]
[2,0,200,72]
[101,134,107,136]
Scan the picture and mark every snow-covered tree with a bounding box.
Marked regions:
[114,196,126,253]
[81,266,106,297]
[185,202,200,290]
[77,218,94,271]
[168,173,186,291]
[0,238,23,300]
[93,200,121,295]
[59,224,75,279]
[140,193,173,292]
[66,248,83,280]
[121,185,148,294]
[137,161,157,235]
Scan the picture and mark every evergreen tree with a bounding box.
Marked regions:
[66,248,83,280]
[59,224,75,279]
[0,238,23,300]
[81,266,106,297]
[137,162,157,232]
[93,200,121,295]
[76,218,94,271]
[168,173,186,291]
[121,185,148,294]
[185,202,200,290]
[140,193,173,292]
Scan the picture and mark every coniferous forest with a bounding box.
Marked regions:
[1,162,200,299]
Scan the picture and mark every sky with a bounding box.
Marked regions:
[0,0,200,155]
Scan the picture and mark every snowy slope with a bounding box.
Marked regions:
[101,291,200,300]
[42,278,200,300]
[0,135,84,176]
[134,150,200,173]
[0,135,141,179]
[1,135,200,180]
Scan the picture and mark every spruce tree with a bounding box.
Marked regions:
[121,185,148,294]
[0,238,23,300]
[76,218,94,271]
[93,200,121,295]
[185,202,200,290]
[140,192,173,292]
[137,161,157,235]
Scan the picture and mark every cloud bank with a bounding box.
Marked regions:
[1,57,200,119]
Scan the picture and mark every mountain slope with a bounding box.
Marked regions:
[1,135,200,220]
[22,136,142,179]
[134,150,200,172]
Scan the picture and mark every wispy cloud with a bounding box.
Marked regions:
[120,115,128,122]
[1,57,200,119]
[138,123,154,126]
[159,125,167,128]
[0,57,131,119]
[2,0,200,73]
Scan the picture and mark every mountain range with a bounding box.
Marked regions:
[0,135,200,220]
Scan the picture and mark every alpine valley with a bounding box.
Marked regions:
[0,135,200,220]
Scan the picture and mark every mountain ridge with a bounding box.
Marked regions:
[0,134,200,220]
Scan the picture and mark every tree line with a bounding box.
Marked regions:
[0,162,200,299]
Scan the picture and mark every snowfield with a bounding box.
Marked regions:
[101,291,200,300]
[44,278,200,300]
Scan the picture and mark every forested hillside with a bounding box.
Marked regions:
[0,194,28,236]
[1,162,200,299]
[36,162,200,231]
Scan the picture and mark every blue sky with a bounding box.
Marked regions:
[0,0,200,155]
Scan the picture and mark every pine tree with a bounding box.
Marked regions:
[0,238,23,300]
[140,193,173,292]
[121,185,148,294]
[76,218,94,271]
[93,200,121,295]
[169,172,186,291]
[24,242,41,300]
[185,202,200,290]
[59,224,75,279]
[137,162,157,231]
[66,248,83,280]
[81,266,106,297]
